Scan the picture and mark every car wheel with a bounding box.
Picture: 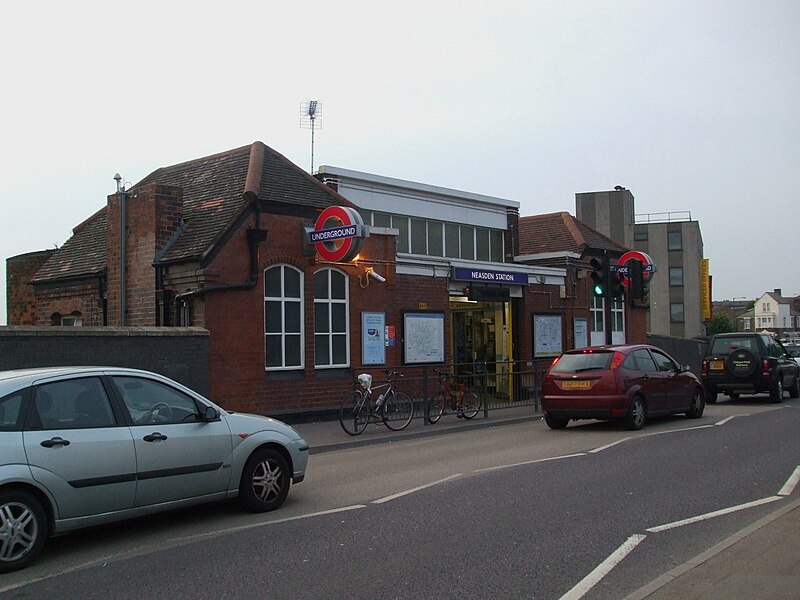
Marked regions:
[624,396,646,430]
[770,378,784,404]
[238,448,291,513]
[0,490,48,574]
[686,388,705,419]
[544,414,569,429]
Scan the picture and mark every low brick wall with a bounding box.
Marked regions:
[0,326,210,395]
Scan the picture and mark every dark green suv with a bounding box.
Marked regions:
[701,332,800,403]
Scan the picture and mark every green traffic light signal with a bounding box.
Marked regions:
[589,256,607,297]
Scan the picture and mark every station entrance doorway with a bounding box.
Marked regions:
[450,298,511,397]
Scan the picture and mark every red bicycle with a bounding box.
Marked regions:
[426,370,481,424]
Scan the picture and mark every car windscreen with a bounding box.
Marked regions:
[551,352,613,373]
[710,337,757,355]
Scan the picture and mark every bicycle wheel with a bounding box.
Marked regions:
[459,390,481,419]
[427,391,446,424]
[340,391,370,436]
[382,390,414,431]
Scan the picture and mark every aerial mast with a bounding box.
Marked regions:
[300,100,322,173]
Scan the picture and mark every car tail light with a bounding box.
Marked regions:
[549,355,561,371]
[762,359,771,378]
[610,351,625,370]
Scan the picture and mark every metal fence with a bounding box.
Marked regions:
[355,360,552,422]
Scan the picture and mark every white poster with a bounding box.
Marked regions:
[573,318,588,350]
[403,311,445,364]
[362,312,386,365]
[533,314,563,358]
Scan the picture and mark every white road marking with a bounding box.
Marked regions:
[473,453,586,473]
[589,438,631,453]
[778,466,800,496]
[560,534,647,600]
[646,496,783,533]
[372,474,463,504]
[715,415,749,426]
[0,504,368,594]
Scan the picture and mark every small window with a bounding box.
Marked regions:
[490,230,504,262]
[113,376,201,425]
[634,230,648,242]
[393,215,409,253]
[460,225,475,260]
[668,231,683,251]
[669,267,684,287]
[476,228,490,261]
[428,221,443,257]
[445,223,460,258]
[670,303,685,323]
[633,349,658,372]
[0,392,23,431]
[34,378,116,430]
[410,218,427,254]
[651,350,678,372]
[373,212,391,228]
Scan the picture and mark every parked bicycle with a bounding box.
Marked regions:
[339,370,415,436]
[426,369,481,424]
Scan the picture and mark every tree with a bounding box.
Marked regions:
[707,312,735,335]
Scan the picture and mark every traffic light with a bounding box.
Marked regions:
[610,268,625,299]
[589,256,607,297]
[630,259,643,300]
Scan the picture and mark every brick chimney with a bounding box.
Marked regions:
[106,184,182,326]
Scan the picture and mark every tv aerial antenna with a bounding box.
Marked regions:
[300,100,322,173]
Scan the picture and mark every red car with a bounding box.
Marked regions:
[541,344,705,430]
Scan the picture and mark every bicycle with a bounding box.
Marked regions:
[426,369,482,424]
[339,370,415,436]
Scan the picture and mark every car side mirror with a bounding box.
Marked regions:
[680,365,691,373]
[203,406,220,422]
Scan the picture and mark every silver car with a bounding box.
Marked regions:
[0,367,309,573]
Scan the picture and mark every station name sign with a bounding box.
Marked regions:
[452,267,527,285]
[306,206,367,262]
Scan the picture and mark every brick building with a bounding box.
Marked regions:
[6,141,645,415]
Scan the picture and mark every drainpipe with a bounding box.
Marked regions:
[114,174,127,326]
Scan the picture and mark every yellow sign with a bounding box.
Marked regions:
[700,259,711,320]
[418,302,428,310]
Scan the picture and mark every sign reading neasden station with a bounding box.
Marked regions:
[452,267,528,285]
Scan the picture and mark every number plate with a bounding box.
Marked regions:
[561,380,592,390]
[711,360,724,370]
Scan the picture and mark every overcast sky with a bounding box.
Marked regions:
[2,1,799,325]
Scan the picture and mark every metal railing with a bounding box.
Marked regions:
[352,360,552,423]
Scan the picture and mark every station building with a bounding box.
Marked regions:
[6,141,645,415]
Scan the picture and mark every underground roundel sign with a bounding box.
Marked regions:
[617,250,656,288]
[310,206,367,262]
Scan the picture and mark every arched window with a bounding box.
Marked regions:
[313,268,349,368]
[264,265,304,370]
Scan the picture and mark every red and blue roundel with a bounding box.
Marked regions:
[311,206,366,262]
[617,250,656,287]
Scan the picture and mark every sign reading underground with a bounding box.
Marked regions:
[310,206,367,262]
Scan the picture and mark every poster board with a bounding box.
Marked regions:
[573,318,588,350]
[362,312,386,365]
[533,314,563,358]
[402,311,445,364]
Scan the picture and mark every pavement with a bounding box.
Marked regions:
[290,407,800,600]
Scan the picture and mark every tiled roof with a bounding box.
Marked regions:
[30,208,107,283]
[518,211,628,256]
[31,141,352,282]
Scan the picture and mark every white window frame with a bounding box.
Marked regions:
[313,267,350,369]
[264,265,305,371]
